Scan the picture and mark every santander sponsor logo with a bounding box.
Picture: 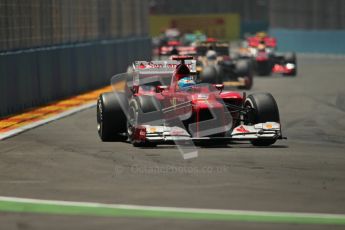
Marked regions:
[235,125,250,133]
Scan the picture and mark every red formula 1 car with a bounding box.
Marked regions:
[97,56,284,147]
[155,29,199,58]
[242,33,297,76]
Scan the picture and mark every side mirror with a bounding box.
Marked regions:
[156,85,168,93]
[131,85,139,94]
[214,84,224,92]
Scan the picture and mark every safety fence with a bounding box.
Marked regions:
[0,0,149,52]
[0,37,151,117]
[269,29,345,54]
[240,21,268,38]
[269,0,345,30]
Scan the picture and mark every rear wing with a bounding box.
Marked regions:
[159,46,197,56]
[247,36,277,48]
[133,60,196,74]
[196,43,230,56]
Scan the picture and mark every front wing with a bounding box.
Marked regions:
[272,63,296,75]
[132,122,283,144]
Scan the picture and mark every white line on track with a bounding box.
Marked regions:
[0,196,344,219]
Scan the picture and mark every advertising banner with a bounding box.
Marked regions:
[150,14,240,40]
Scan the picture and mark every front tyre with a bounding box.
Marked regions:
[283,52,297,76]
[127,96,161,147]
[245,93,280,146]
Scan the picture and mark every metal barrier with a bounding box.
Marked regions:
[240,21,269,38]
[0,0,149,52]
[0,37,152,117]
[269,29,345,54]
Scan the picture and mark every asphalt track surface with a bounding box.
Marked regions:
[0,56,345,229]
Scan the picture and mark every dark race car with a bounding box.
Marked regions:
[196,39,254,90]
[241,33,297,76]
[97,56,284,148]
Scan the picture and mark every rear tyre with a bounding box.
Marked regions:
[236,60,253,90]
[199,66,219,84]
[256,61,272,76]
[245,93,280,146]
[97,92,128,141]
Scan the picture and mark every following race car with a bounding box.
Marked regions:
[238,32,297,76]
[196,39,254,90]
[97,56,284,148]
[155,29,200,58]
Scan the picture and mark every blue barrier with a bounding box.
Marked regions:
[241,21,268,38]
[269,29,345,54]
[0,37,152,117]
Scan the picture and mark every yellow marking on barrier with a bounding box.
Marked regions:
[75,95,98,100]
[10,121,33,127]
[112,81,126,91]
[8,113,41,120]
[54,101,83,106]
[0,85,112,134]
[31,107,61,112]
[0,121,18,128]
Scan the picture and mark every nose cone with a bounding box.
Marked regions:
[191,94,224,109]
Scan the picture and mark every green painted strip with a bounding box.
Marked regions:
[0,199,345,225]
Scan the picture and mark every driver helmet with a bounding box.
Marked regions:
[206,49,217,61]
[256,31,267,39]
[177,76,196,89]
[257,41,266,51]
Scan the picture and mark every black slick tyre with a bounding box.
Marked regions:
[245,93,280,146]
[97,92,128,141]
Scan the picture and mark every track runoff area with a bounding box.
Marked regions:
[0,56,345,228]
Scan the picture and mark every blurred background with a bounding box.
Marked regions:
[1,0,345,117]
[149,0,345,52]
